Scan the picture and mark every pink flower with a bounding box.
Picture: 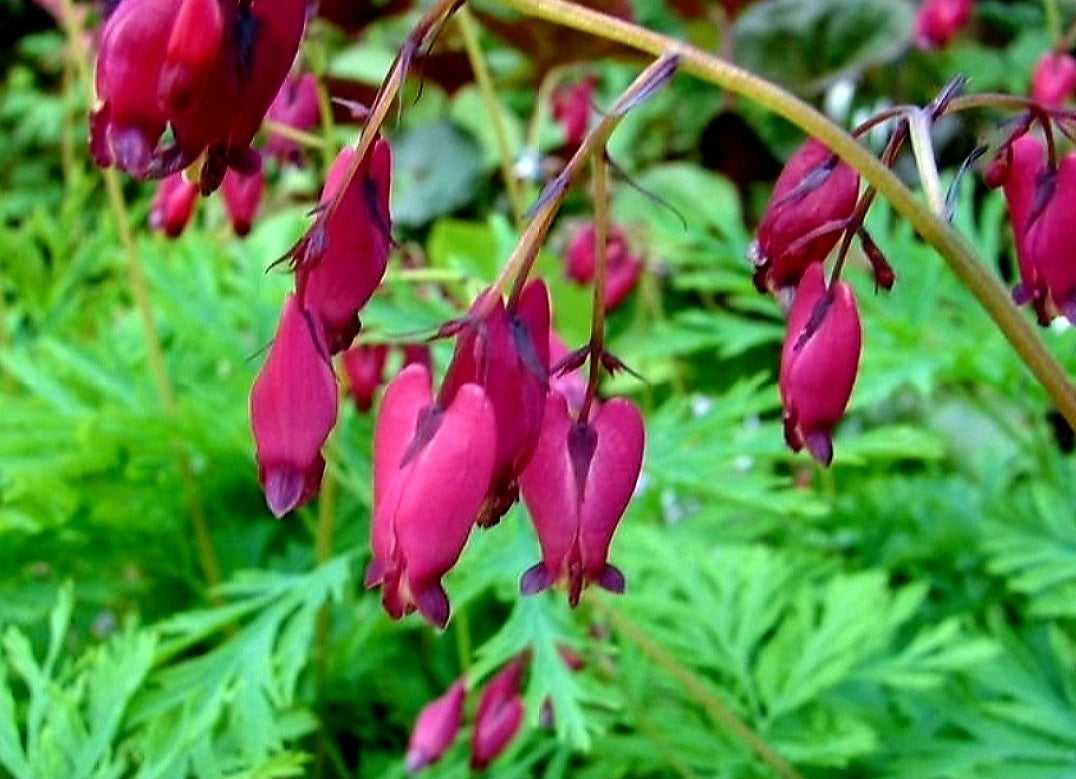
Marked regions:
[266,72,321,165]
[564,222,644,310]
[405,679,466,774]
[250,295,339,517]
[518,392,645,607]
[221,166,265,237]
[1026,151,1076,323]
[985,134,1048,320]
[779,264,862,466]
[341,344,389,413]
[750,139,859,292]
[148,172,199,238]
[90,0,306,186]
[470,659,526,771]
[365,363,497,628]
[913,0,973,49]
[296,140,393,354]
[1031,51,1076,107]
[551,76,596,149]
[439,281,551,527]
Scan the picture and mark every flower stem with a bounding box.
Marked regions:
[457,5,527,227]
[592,598,805,779]
[578,153,609,424]
[488,0,1076,429]
[57,0,221,595]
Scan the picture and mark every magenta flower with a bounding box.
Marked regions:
[221,166,265,237]
[1026,152,1076,323]
[564,222,644,311]
[779,264,862,466]
[470,659,526,771]
[148,173,199,238]
[518,391,645,607]
[913,0,973,49]
[1031,51,1076,107]
[341,344,389,413]
[296,140,393,354]
[985,134,1048,319]
[365,363,496,628]
[405,679,466,774]
[439,281,551,527]
[249,295,339,517]
[551,76,596,149]
[750,139,859,292]
[266,72,321,165]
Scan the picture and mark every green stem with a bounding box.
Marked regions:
[1044,0,1062,45]
[57,0,222,594]
[457,5,527,227]
[579,153,610,424]
[488,0,1076,430]
[593,599,805,779]
[314,438,339,779]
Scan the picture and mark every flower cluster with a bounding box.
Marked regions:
[91,0,307,190]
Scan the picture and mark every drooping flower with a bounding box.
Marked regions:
[779,264,862,466]
[342,344,389,413]
[984,133,1048,320]
[148,172,199,238]
[405,679,466,774]
[749,139,859,293]
[296,140,393,354]
[1031,51,1076,107]
[551,75,596,149]
[266,72,321,165]
[221,166,265,237]
[250,294,339,517]
[564,221,644,310]
[438,281,551,528]
[518,391,644,607]
[913,0,973,49]
[1025,151,1076,323]
[470,658,526,771]
[365,363,497,628]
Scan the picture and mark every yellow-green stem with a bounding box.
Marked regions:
[263,120,328,151]
[592,599,805,779]
[313,435,340,779]
[1044,0,1062,44]
[457,6,527,227]
[57,0,221,593]
[488,0,1076,429]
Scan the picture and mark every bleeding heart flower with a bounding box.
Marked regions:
[1025,151,1076,323]
[518,392,645,607]
[266,72,321,165]
[913,0,973,49]
[148,172,199,238]
[250,294,339,517]
[296,140,393,354]
[405,679,466,774]
[1031,51,1076,107]
[749,139,859,292]
[365,363,496,628]
[779,263,862,465]
[221,166,265,237]
[564,221,644,310]
[470,658,526,771]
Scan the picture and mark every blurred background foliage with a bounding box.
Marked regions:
[1,0,1076,777]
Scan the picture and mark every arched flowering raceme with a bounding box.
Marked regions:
[518,391,645,607]
[438,280,552,528]
[365,363,497,628]
[249,294,339,518]
[749,138,859,293]
[779,263,862,466]
[90,0,306,187]
[1025,151,1076,324]
[984,133,1048,321]
[295,140,394,354]
[405,678,466,774]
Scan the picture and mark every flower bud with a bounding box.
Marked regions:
[551,76,596,149]
[365,364,497,628]
[519,392,644,607]
[1031,51,1076,107]
[779,264,862,466]
[342,344,389,413]
[564,222,644,310]
[470,659,525,771]
[148,173,199,238]
[405,679,466,774]
[913,0,973,50]
[750,139,859,292]
[297,140,393,354]
[250,295,339,517]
